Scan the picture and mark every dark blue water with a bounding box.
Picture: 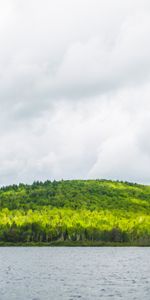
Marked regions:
[0,247,150,300]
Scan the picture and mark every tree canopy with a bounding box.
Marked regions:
[0,179,150,245]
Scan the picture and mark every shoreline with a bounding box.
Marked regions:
[0,241,150,247]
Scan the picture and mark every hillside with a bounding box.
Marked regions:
[0,179,150,245]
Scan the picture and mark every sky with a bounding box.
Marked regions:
[0,0,150,185]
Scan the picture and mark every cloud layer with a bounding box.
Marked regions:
[0,0,150,185]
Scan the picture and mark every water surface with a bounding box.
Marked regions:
[0,247,150,300]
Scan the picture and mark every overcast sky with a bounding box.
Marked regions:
[0,0,150,185]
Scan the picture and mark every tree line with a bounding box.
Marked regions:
[0,179,150,244]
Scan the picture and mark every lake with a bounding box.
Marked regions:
[0,247,150,300]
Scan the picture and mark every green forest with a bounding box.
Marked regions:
[0,179,150,245]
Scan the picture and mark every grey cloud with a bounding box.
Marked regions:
[0,0,150,184]
[1,1,150,108]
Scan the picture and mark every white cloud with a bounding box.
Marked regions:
[0,0,150,184]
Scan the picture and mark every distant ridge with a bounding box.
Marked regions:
[0,179,150,245]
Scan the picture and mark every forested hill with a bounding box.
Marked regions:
[1,179,150,245]
[0,179,150,212]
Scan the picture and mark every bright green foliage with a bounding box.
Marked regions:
[0,179,150,244]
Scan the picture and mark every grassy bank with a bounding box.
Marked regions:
[0,241,150,247]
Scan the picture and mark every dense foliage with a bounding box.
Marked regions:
[0,179,150,244]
